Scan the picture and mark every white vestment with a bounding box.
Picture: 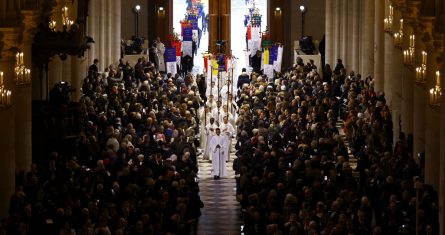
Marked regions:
[157,42,166,72]
[206,85,219,98]
[220,122,234,161]
[209,134,228,177]
[218,110,234,124]
[199,108,212,152]
[203,122,218,160]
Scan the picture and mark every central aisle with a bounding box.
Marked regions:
[197,149,242,234]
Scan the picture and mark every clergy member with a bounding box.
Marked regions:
[204,117,218,160]
[209,127,228,179]
[220,116,234,162]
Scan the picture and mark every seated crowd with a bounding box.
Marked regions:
[7,57,206,235]
[233,58,439,234]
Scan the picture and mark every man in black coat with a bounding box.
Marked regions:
[237,68,250,89]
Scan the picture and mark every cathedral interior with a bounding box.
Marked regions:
[0,0,444,234]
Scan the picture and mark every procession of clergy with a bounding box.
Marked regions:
[200,74,238,180]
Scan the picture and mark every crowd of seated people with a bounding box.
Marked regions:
[233,59,439,235]
[6,57,205,235]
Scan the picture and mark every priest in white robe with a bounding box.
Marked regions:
[156,37,166,72]
[209,127,228,179]
[220,116,234,162]
[203,117,218,160]
[199,105,212,153]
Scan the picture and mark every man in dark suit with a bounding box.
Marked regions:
[237,68,250,89]
[251,50,262,74]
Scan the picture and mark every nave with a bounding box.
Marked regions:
[196,152,242,235]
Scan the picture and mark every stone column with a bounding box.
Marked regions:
[0,27,20,218]
[424,34,442,191]
[341,0,348,67]
[390,5,404,145]
[325,0,334,67]
[71,56,87,101]
[87,0,96,65]
[374,0,385,92]
[62,56,72,83]
[99,0,106,71]
[208,0,219,54]
[412,17,432,162]
[361,0,375,77]
[383,1,394,106]
[440,46,445,235]
[48,56,63,88]
[15,10,38,173]
[351,0,360,72]
[400,2,420,140]
[106,0,112,66]
[113,0,122,61]
[333,0,341,62]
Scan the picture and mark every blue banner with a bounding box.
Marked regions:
[165,47,176,62]
[269,45,278,64]
[187,15,199,30]
[183,28,193,41]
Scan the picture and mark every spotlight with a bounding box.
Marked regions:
[299,5,306,13]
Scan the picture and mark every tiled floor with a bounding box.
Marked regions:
[196,150,242,235]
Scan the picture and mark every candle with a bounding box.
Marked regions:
[422,51,427,65]
[7,91,10,106]
[0,71,3,86]
[437,71,441,87]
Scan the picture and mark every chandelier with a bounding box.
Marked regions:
[429,71,442,106]
[14,52,32,86]
[0,72,12,110]
[384,5,393,33]
[403,35,415,66]
[49,5,74,32]
[394,19,403,48]
[415,51,427,83]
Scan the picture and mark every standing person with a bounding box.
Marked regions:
[199,105,212,154]
[251,50,262,74]
[220,116,234,162]
[89,59,99,76]
[237,68,250,89]
[209,127,228,179]
[204,117,218,160]
[156,37,166,73]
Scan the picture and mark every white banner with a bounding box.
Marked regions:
[264,64,273,79]
[166,62,177,75]
[182,41,193,57]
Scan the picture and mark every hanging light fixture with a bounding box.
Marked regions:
[415,51,427,83]
[14,52,32,86]
[0,72,12,110]
[429,71,442,106]
[394,19,403,48]
[384,5,393,33]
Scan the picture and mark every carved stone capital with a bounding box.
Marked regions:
[401,1,421,22]
[418,17,435,51]
[0,27,22,61]
[391,0,406,10]
[21,10,40,43]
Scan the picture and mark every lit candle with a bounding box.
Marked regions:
[389,5,393,17]
[20,52,24,65]
[422,51,427,65]
[400,19,403,31]
[7,90,10,106]
[0,71,3,86]
[437,71,441,87]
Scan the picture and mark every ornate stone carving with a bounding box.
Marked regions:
[0,28,22,61]
[21,10,40,43]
